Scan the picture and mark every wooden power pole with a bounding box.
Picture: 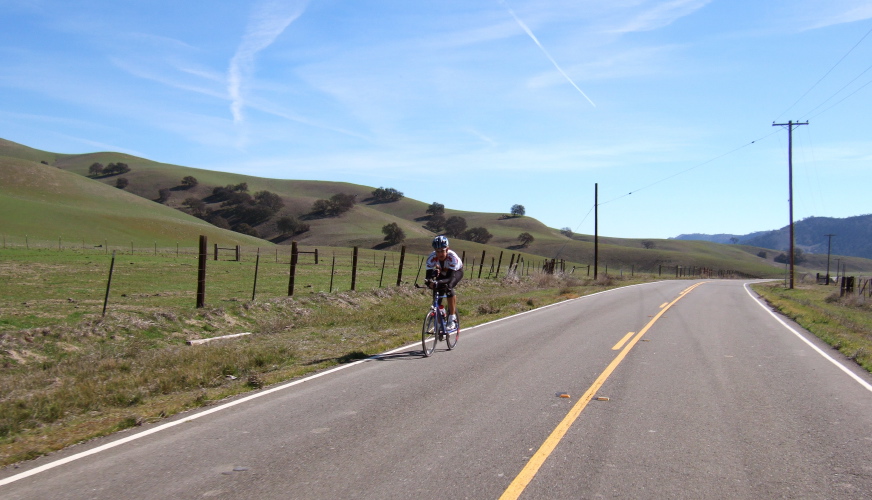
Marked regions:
[594,183,598,280]
[772,120,808,289]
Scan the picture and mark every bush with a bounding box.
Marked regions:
[233,223,259,237]
[444,216,467,238]
[774,249,805,264]
[425,215,445,232]
[463,227,493,244]
[104,162,130,176]
[183,198,207,218]
[277,216,309,236]
[310,193,357,216]
[426,202,445,217]
[372,187,403,203]
[88,162,104,176]
[382,223,405,244]
[254,191,284,212]
[518,232,534,247]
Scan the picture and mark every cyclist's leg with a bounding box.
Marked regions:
[445,270,463,316]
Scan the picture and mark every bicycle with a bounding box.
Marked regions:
[417,283,459,357]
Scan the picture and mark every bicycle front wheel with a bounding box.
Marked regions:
[445,315,459,350]
[421,312,437,357]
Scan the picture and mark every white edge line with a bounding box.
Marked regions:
[743,282,872,393]
[0,280,662,486]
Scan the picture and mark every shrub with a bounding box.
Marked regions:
[371,187,403,203]
[425,215,445,232]
[518,232,534,247]
[277,216,309,236]
[382,223,405,244]
[88,162,104,176]
[444,216,467,238]
[462,227,492,244]
[310,193,357,216]
[426,202,445,217]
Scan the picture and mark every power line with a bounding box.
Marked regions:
[805,72,872,119]
[599,130,779,207]
[776,22,872,120]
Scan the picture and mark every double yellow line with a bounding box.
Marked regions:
[499,282,706,500]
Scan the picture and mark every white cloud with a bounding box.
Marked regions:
[608,0,712,34]
[799,0,872,30]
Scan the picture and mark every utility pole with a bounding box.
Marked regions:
[594,183,598,280]
[825,233,836,284]
[772,120,808,289]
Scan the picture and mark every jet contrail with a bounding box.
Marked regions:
[229,0,307,126]
[501,2,595,107]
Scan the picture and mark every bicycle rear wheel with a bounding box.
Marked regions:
[421,312,437,357]
[445,315,459,350]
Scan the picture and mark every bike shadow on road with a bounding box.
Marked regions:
[372,350,427,361]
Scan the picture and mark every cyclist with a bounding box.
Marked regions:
[425,235,463,331]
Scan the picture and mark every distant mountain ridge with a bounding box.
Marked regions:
[672,214,872,260]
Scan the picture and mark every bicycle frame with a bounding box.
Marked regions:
[418,283,459,357]
[430,289,448,331]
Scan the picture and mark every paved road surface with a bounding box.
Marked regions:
[2,279,871,499]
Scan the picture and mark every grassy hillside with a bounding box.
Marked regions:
[0,154,266,248]
[3,137,871,276]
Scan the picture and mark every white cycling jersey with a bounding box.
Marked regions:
[426,249,463,271]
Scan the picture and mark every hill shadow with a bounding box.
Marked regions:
[372,242,397,250]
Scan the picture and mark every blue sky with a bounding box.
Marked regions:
[2,0,871,239]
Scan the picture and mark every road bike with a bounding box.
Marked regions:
[418,284,459,357]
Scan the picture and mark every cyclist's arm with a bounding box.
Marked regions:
[430,267,456,286]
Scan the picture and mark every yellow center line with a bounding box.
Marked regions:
[611,332,635,351]
[659,302,668,308]
[499,282,707,500]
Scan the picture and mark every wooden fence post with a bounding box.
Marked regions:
[197,236,207,308]
[478,250,486,279]
[252,248,260,301]
[102,250,116,316]
[329,254,336,292]
[396,245,406,286]
[351,247,358,291]
[288,241,298,296]
[414,255,425,285]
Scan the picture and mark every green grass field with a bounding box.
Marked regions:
[3,136,871,467]
[752,280,872,373]
[0,245,647,466]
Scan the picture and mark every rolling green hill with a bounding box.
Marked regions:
[0,151,265,249]
[3,137,870,276]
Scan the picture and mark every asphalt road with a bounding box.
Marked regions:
[2,279,871,499]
